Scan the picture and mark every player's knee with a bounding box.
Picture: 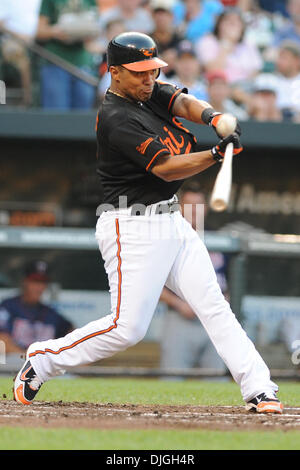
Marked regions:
[120,324,147,348]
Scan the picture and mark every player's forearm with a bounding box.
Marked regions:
[152,149,216,182]
[172,93,214,124]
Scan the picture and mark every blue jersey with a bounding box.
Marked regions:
[0,296,73,349]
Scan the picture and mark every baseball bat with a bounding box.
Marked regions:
[209,142,234,212]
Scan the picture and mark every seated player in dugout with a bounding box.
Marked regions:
[14,32,283,414]
[0,260,73,354]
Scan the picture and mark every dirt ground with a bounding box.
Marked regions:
[0,401,300,431]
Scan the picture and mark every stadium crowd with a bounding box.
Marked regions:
[0,0,300,122]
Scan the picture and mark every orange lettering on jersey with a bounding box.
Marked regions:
[185,141,192,154]
[172,117,197,143]
[160,137,177,156]
[159,125,192,156]
[162,126,184,154]
[136,137,154,155]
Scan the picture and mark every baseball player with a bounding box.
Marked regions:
[14,32,283,414]
[0,260,73,353]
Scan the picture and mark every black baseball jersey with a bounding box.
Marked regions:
[96,81,200,207]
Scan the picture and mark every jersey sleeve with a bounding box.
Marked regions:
[109,119,171,171]
[151,80,188,114]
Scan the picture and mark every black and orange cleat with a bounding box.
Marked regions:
[245,392,283,414]
[13,360,43,405]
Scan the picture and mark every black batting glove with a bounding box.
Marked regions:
[211,132,243,163]
[201,108,242,138]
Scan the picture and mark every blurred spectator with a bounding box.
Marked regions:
[247,72,282,121]
[0,0,42,105]
[97,18,126,101]
[160,183,227,373]
[99,0,155,34]
[0,0,41,40]
[206,69,249,119]
[0,260,73,353]
[97,0,118,11]
[274,40,300,121]
[173,0,223,42]
[258,0,289,16]
[170,39,208,100]
[241,0,284,54]
[233,40,300,121]
[150,0,183,78]
[273,0,300,47]
[195,8,263,85]
[36,0,99,109]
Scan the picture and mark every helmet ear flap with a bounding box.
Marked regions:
[156,69,160,79]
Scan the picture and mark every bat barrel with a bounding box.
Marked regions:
[210,198,227,212]
[209,142,234,212]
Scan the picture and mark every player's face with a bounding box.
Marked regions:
[22,279,48,304]
[114,66,158,102]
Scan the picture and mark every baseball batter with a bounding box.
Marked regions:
[14,32,283,414]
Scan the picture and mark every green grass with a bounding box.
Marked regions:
[0,377,299,450]
[0,376,299,406]
[0,427,300,450]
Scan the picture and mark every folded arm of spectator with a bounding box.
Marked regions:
[36,15,71,42]
[0,332,24,354]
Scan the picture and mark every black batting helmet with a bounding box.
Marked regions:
[107,32,168,72]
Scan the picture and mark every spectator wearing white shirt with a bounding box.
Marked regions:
[274,40,300,121]
[0,0,41,105]
[0,0,41,40]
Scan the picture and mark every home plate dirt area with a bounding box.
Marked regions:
[1,401,300,431]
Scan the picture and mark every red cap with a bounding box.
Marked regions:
[220,0,239,6]
[206,70,228,83]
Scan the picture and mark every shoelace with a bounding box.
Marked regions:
[29,376,43,391]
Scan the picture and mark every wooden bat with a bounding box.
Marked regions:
[209,142,234,212]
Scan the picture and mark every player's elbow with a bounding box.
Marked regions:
[152,167,181,182]
[156,172,174,182]
[151,169,175,182]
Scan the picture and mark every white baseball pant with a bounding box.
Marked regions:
[27,199,278,401]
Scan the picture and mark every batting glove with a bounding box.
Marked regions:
[201,108,242,138]
[211,132,243,163]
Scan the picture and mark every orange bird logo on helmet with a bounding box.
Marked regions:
[140,47,155,57]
